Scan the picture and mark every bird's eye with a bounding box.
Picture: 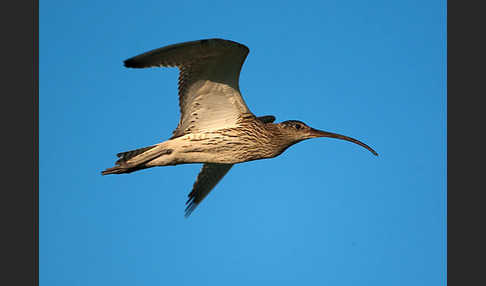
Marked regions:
[294,124,301,129]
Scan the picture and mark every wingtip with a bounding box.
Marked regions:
[184,204,197,218]
[184,198,197,218]
[123,58,138,68]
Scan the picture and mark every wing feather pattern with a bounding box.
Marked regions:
[185,163,233,217]
[124,39,253,138]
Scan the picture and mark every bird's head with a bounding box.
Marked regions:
[277,120,378,156]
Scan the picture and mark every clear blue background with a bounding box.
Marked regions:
[40,0,446,285]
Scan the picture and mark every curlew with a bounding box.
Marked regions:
[102,38,378,217]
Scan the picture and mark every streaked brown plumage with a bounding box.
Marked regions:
[101,38,378,217]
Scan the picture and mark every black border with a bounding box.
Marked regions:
[2,1,38,285]
[448,1,484,285]
[35,0,39,283]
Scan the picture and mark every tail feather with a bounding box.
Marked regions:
[101,145,172,176]
[101,164,148,175]
[116,145,157,164]
[101,165,128,175]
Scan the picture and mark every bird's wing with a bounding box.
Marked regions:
[256,115,276,123]
[185,163,233,217]
[123,38,253,138]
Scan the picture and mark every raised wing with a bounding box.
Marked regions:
[124,39,253,138]
[185,163,233,217]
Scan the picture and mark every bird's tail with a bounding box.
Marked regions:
[101,165,141,175]
[101,144,172,175]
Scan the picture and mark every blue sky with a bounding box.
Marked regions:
[40,0,446,285]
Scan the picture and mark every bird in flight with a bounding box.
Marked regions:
[102,38,378,217]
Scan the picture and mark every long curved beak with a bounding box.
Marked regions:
[309,128,378,156]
